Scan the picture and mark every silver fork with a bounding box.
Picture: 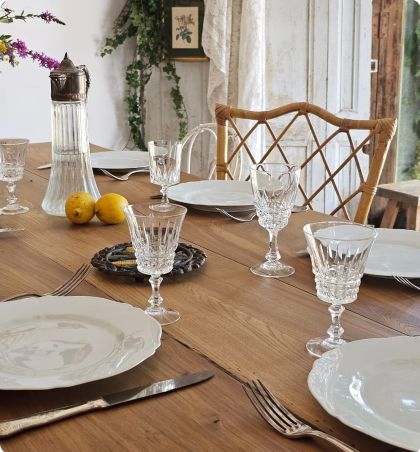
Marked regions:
[100,168,148,181]
[244,380,358,452]
[217,204,309,222]
[1,263,91,302]
[393,276,420,291]
[216,208,257,222]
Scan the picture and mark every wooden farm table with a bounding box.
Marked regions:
[0,143,419,452]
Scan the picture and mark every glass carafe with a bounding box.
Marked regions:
[42,54,100,216]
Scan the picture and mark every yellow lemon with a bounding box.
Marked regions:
[95,193,128,225]
[65,192,96,224]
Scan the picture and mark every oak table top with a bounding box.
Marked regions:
[0,143,418,452]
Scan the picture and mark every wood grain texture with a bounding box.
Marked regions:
[1,144,417,451]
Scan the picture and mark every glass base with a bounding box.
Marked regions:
[250,261,295,278]
[145,306,180,326]
[0,205,29,215]
[150,202,173,212]
[306,336,347,358]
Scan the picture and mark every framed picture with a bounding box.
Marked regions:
[164,0,208,61]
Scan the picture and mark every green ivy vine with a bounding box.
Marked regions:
[405,4,420,179]
[101,0,188,151]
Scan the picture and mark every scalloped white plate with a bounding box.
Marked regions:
[308,336,420,451]
[0,296,161,390]
[91,151,149,170]
[167,181,254,211]
[365,228,420,278]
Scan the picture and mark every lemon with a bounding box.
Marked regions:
[95,193,128,225]
[65,192,96,224]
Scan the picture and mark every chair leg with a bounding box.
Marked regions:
[380,199,400,228]
[406,205,420,231]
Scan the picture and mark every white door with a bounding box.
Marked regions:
[265,0,372,215]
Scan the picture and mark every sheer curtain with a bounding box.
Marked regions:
[202,0,266,175]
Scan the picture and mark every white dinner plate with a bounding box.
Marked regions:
[91,151,149,170]
[365,228,420,278]
[0,296,161,390]
[308,336,420,451]
[167,181,254,211]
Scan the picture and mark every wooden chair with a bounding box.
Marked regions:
[215,102,397,223]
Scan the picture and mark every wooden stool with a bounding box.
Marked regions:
[378,180,420,231]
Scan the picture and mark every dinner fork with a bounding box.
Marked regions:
[393,276,420,291]
[243,380,358,452]
[0,263,91,302]
[100,168,148,181]
[217,204,309,222]
[216,208,257,222]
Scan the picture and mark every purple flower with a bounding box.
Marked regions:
[7,39,60,69]
[28,51,60,70]
[10,39,29,57]
[40,11,65,25]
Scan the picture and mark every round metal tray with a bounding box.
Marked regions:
[91,242,207,282]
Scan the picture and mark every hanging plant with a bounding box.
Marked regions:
[101,0,188,151]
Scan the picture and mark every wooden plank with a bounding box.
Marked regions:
[377,180,420,205]
[370,0,405,219]
[406,205,420,231]
[379,198,400,227]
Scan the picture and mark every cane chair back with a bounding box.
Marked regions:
[181,123,241,179]
[215,103,397,223]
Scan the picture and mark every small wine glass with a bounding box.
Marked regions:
[303,221,378,358]
[250,162,301,277]
[124,202,187,326]
[0,138,29,215]
[148,140,182,211]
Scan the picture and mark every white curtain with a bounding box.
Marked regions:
[202,0,266,168]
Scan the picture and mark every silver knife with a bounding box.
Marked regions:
[0,370,214,438]
[0,227,24,233]
[36,163,52,170]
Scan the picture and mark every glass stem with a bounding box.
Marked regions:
[6,182,17,207]
[265,230,281,263]
[148,274,163,312]
[326,304,345,345]
[160,186,169,205]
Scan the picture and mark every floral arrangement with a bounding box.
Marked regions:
[0,2,64,70]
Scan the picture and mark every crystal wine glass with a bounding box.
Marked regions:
[148,140,182,211]
[303,221,378,358]
[0,138,29,215]
[124,202,187,325]
[250,162,301,277]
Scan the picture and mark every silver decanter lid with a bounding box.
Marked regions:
[50,53,90,102]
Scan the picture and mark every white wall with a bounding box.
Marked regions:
[0,0,211,151]
[0,0,132,150]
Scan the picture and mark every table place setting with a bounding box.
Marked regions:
[2,141,420,451]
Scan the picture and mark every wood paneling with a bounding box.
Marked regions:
[370,0,404,185]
